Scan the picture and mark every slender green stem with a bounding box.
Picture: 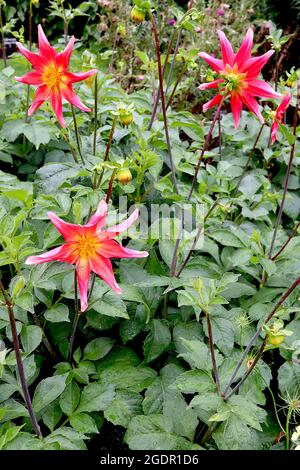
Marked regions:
[92,76,98,156]
[0,280,42,438]
[285,406,293,450]
[272,221,300,261]
[32,310,58,360]
[95,116,117,189]
[149,9,178,194]
[188,97,224,201]
[60,128,79,164]
[205,311,222,395]
[105,169,116,203]
[0,3,7,67]
[71,105,85,164]
[267,82,299,261]
[147,28,177,131]
[164,29,182,99]
[68,270,80,362]
[224,339,266,400]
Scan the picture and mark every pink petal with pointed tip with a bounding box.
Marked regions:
[56,35,76,69]
[28,84,51,115]
[15,70,44,86]
[276,93,291,117]
[198,52,224,73]
[230,94,243,128]
[76,259,91,312]
[247,79,282,99]
[25,243,78,265]
[98,239,148,259]
[61,85,90,112]
[241,50,274,78]
[217,30,235,66]
[50,91,66,127]
[235,27,253,67]
[202,93,223,112]
[91,255,122,294]
[37,24,56,60]
[86,200,107,228]
[64,69,98,84]
[98,209,140,239]
[240,90,264,123]
[48,212,82,241]
[16,41,46,69]
[198,79,224,90]
[271,120,279,144]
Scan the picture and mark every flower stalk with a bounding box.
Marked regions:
[0,279,42,438]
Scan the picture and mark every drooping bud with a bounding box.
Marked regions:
[117,168,133,184]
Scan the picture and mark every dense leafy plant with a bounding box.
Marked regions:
[0,0,300,452]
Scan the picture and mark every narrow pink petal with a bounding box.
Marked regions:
[28,84,50,115]
[15,70,44,86]
[86,200,107,228]
[247,79,282,99]
[37,25,56,60]
[276,93,291,117]
[98,240,148,259]
[50,91,66,127]
[230,94,243,128]
[202,93,223,112]
[198,52,223,73]
[217,30,235,66]
[198,79,224,90]
[240,90,264,123]
[16,42,46,69]
[234,27,253,67]
[64,69,98,84]
[25,243,78,265]
[61,85,90,112]
[56,35,76,68]
[98,209,140,239]
[271,120,279,144]
[91,254,122,294]
[241,50,274,78]
[48,212,82,241]
[76,260,91,312]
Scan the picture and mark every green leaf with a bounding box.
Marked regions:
[278,361,300,396]
[44,304,70,323]
[124,415,201,450]
[97,364,157,392]
[90,292,129,319]
[59,381,81,417]
[143,319,171,363]
[83,337,114,361]
[20,325,43,354]
[104,391,143,428]
[33,374,67,413]
[172,370,215,394]
[77,383,115,413]
[70,413,98,434]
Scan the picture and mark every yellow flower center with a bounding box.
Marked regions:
[221,64,247,93]
[43,64,63,90]
[77,234,97,259]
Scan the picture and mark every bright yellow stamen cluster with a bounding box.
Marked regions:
[221,64,247,93]
[43,64,63,90]
[77,235,97,259]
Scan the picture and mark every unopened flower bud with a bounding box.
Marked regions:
[130,6,145,23]
[117,168,132,184]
